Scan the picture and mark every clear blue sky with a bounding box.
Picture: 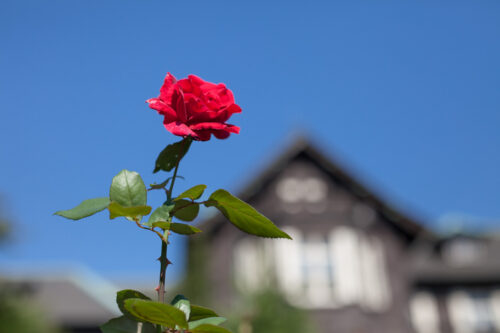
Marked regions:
[1,0,499,286]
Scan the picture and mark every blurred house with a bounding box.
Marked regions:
[2,270,121,332]
[188,138,500,333]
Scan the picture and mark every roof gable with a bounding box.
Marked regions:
[203,136,432,242]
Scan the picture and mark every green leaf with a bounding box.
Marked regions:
[108,202,152,220]
[189,305,219,321]
[150,221,171,230]
[173,199,199,221]
[154,138,192,173]
[100,316,156,333]
[110,170,147,207]
[205,190,291,239]
[191,324,232,333]
[171,294,190,321]
[124,299,188,329]
[116,289,151,320]
[54,197,110,220]
[170,223,201,235]
[144,204,174,227]
[151,222,201,235]
[175,185,207,201]
[189,317,227,329]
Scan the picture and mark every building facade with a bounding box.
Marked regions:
[188,139,500,333]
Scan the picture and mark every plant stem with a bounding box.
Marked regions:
[157,233,168,304]
[167,157,180,199]
[157,144,183,304]
[156,139,190,333]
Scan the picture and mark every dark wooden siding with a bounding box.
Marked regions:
[195,153,418,333]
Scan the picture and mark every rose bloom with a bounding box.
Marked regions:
[147,73,241,141]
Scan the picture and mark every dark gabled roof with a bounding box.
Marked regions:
[2,271,120,328]
[413,263,500,288]
[412,232,500,287]
[201,136,433,242]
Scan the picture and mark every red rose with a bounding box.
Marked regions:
[147,73,241,141]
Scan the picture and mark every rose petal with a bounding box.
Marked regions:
[164,121,197,138]
[172,88,188,123]
[211,86,235,109]
[226,103,242,114]
[224,124,240,134]
[177,78,201,97]
[212,130,231,139]
[188,110,223,123]
[192,127,238,141]
[189,104,241,123]
[190,123,240,141]
[146,98,177,122]
[188,75,219,92]
[185,97,210,118]
[192,129,211,141]
[189,122,229,131]
[159,73,177,102]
